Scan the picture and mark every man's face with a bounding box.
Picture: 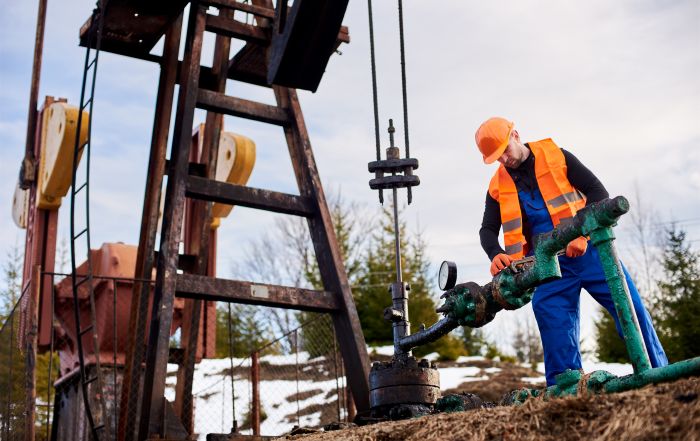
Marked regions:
[497,131,528,168]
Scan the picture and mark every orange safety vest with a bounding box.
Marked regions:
[488,139,586,259]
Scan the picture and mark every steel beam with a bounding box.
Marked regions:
[196,89,290,125]
[138,2,206,439]
[185,176,315,217]
[205,13,270,44]
[175,274,339,312]
[118,13,182,441]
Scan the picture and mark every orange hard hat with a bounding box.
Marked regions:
[475,117,514,164]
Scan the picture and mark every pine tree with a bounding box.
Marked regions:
[655,226,700,362]
[297,194,372,357]
[460,326,487,356]
[511,317,543,368]
[594,306,628,363]
[1,241,23,317]
[215,305,279,358]
[355,207,464,360]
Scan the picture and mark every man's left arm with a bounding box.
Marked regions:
[562,149,609,204]
[562,149,609,257]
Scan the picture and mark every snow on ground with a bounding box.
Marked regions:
[173,349,635,439]
[439,366,485,390]
[536,361,634,377]
[456,355,487,363]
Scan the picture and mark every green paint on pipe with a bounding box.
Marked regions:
[604,357,700,394]
[590,232,652,373]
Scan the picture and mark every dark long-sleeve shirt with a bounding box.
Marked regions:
[479,146,609,260]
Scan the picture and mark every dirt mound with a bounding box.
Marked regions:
[441,360,544,403]
[282,376,700,441]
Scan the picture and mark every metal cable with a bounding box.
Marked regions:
[367,0,381,161]
[397,0,410,159]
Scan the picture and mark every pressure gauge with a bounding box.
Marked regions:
[438,260,457,291]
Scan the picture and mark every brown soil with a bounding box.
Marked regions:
[279,376,700,441]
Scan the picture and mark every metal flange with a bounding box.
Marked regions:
[369,356,440,409]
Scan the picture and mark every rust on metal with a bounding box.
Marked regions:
[118,13,183,441]
[196,89,290,125]
[79,0,188,57]
[205,14,270,44]
[252,351,261,436]
[176,23,232,429]
[138,2,207,439]
[185,176,315,217]
[204,0,276,19]
[20,0,48,190]
[21,96,62,349]
[369,358,441,408]
[175,274,340,311]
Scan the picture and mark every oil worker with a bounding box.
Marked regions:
[475,117,668,386]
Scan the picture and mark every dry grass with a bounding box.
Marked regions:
[280,376,700,441]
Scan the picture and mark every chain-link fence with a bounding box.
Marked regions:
[0,270,351,440]
[169,313,351,438]
[0,284,32,441]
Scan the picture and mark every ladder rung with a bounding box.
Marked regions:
[84,376,99,385]
[196,89,290,126]
[186,176,315,217]
[175,273,339,312]
[87,57,97,70]
[205,13,269,44]
[94,424,105,431]
[79,325,94,336]
[81,98,93,111]
[203,0,275,19]
[74,228,88,240]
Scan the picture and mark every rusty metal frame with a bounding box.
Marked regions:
[138,2,207,438]
[132,0,371,437]
[117,11,183,441]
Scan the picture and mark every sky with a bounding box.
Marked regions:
[1,0,699,352]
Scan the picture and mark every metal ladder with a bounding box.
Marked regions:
[69,1,111,439]
[133,1,370,438]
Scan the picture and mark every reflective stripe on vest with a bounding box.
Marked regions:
[487,138,587,259]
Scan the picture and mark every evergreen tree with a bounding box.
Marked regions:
[460,326,487,356]
[297,194,372,357]
[594,306,628,363]
[355,207,464,360]
[511,317,543,369]
[1,241,23,317]
[655,226,700,362]
[215,305,279,358]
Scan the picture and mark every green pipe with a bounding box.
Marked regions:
[589,229,652,373]
[603,357,700,394]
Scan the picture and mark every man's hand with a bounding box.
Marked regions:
[565,237,588,258]
[490,253,513,276]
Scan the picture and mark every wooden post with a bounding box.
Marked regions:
[251,351,260,436]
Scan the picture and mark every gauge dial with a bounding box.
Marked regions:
[438,260,457,291]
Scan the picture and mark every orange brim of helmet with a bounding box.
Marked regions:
[483,130,511,164]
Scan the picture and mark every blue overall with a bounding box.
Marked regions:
[519,187,668,386]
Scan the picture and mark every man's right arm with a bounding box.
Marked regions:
[479,192,506,260]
